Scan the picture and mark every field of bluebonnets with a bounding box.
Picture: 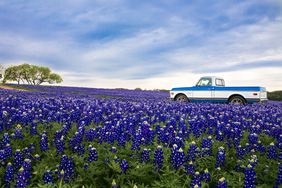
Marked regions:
[0,86,281,188]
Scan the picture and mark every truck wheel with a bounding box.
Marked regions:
[175,94,188,102]
[229,96,246,105]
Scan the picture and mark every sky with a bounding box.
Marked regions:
[0,0,282,91]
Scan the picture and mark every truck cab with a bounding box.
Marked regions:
[170,76,268,104]
[196,76,225,87]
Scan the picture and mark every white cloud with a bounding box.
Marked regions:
[0,1,281,91]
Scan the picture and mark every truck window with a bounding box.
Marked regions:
[197,78,212,86]
[216,79,225,86]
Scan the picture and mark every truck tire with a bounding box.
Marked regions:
[175,94,188,102]
[229,96,246,105]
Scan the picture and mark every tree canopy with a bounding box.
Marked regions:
[3,64,63,85]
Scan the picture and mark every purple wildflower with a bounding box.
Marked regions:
[217,177,227,188]
[215,147,225,168]
[244,164,256,188]
[120,159,129,174]
[88,146,98,162]
[141,148,150,163]
[154,146,164,171]
[43,170,54,184]
[191,171,201,188]
[3,162,14,185]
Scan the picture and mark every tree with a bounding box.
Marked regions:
[3,66,22,84]
[4,64,63,85]
[0,64,4,81]
[48,73,63,84]
[18,64,33,84]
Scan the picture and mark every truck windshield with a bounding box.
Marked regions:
[196,78,212,86]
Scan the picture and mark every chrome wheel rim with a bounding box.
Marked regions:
[230,98,243,105]
[176,95,187,102]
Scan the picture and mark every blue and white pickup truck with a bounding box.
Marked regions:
[170,76,268,104]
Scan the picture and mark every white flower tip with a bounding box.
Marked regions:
[219,177,225,182]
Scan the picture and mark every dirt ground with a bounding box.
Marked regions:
[0,84,25,91]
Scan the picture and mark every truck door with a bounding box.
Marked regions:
[193,77,213,102]
[212,79,225,102]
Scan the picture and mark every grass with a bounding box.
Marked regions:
[0,83,39,91]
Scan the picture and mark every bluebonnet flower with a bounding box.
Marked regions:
[190,171,201,188]
[244,142,251,154]
[154,146,164,171]
[112,179,118,188]
[114,155,120,163]
[39,133,48,151]
[184,161,195,175]
[274,163,282,188]
[14,124,23,140]
[244,164,256,188]
[248,155,258,167]
[278,134,282,150]
[141,148,150,163]
[19,159,32,186]
[59,155,75,183]
[170,145,185,169]
[29,143,36,153]
[85,128,97,142]
[58,169,64,181]
[248,133,258,145]
[120,159,129,174]
[30,125,37,135]
[14,149,24,170]
[201,169,211,182]
[88,146,98,162]
[15,167,27,188]
[215,147,225,168]
[131,132,141,151]
[215,131,224,141]
[267,142,277,159]
[110,146,117,153]
[236,145,245,159]
[73,144,85,156]
[69,131,83,149]
[34,154,40,161]
[118,133,126,147]
[256,140,265,153]
[43,170,54,184]
[4,144,13,158]
[55,135,65,155]
[217,177,227,188]
[187,141,197,162]
[84,163,89,170]
[3,162,14,186]
[22,147,32,160]
[173,136,184,149]
[22,158,32,171]
[2,133,10,145]
[201,136,213,156]
[0,149,7,164]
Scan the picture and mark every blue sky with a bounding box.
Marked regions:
[0,0,282,90]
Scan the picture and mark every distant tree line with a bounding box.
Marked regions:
[3,64,63,85]
[268,91,282,101]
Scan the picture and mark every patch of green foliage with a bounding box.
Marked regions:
[0,121,280,188]
[268,90,282,101]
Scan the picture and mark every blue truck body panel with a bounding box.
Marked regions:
[171,86,264,92]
